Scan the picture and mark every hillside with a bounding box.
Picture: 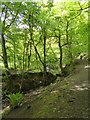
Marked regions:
[2,59,89,119]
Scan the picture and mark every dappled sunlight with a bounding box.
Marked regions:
[1,0,89,118]
[51,90,59,94]
[70,83,90,91]
[84,65,90,69]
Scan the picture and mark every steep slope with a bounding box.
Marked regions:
[3,60,89,118]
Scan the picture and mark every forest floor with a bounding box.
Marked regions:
[2,59,90,118]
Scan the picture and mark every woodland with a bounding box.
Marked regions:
[0,0,90,118]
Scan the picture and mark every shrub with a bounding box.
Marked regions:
[7,92,23,109]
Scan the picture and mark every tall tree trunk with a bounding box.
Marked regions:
[43,35,47,73]
[1,4,20,72]
[69,36,73,62]
[34,44,44,66]
[42,30,47,84]
[28,14,33,70]
[66,21,69,45]
[66,21,72,63]
[28,24,44,68]
[58,33,63,73]
[1,33,8,70]
[28,31,33,70]
[25,43,28,70]
[28,14,44,71]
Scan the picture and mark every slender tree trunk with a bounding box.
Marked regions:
[58,33,63,73]
[30,35,46,72]
[28,14,44,70]
[1,33,9,70]
[33,42,44,66]
[43,35,47,73]
[42,29,47,84]
[28,14,33,70]
[28,31,33,70]
[66,21,69,45]
[26,43,28,70]
[1,5,19,72]
[66,21,73,63]
[26,41,31,70]
[1,10,9,73]
[69,36,73,62]
[28,44,31,70]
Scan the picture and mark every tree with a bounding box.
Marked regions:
[0,0,88,74]
[1,2,21,72]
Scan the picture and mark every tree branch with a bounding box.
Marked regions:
[5,3,22,30]
[61,43,68,47]
[0,54,3,59]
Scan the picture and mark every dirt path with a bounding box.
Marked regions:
[3,60,89,118]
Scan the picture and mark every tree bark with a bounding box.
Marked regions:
[43,35,47,73]
[28,14,44,70]
[58,33,63,73]
[1,33,9,70]
[28,32,33,70]
[28,41,32,70]
[66,21,72,63]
